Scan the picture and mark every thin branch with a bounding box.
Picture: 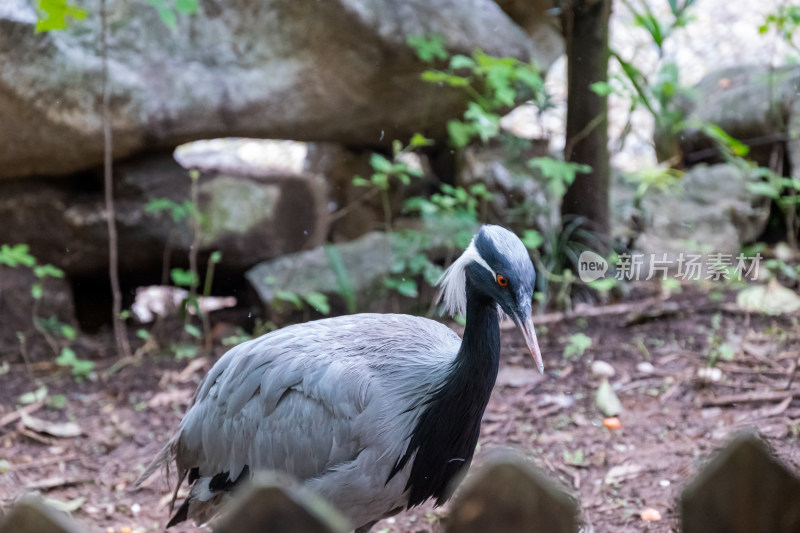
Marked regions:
[101,0,131,359]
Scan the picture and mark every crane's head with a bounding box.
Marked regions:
[437,225,543,373]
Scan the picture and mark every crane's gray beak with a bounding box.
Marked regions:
[519,314,544,374]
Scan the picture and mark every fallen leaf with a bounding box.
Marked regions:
[21,413,81,438]
[147,388,194,408]
[604,463,643,485]
[736,280,800,315]
[596,379,623,417]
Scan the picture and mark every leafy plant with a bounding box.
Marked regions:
[759,4,800,51]
[0,244,84,372]
[56,347,94,380]
[143,0,199,29]
[408,37,545,149]
[145,170,222,353]
[35,0,87,32]
[563,332,592,360]
[353,136,429,230]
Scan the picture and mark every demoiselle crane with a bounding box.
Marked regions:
[137,225,543,531]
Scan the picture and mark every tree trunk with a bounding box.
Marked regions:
[561,0,611,240]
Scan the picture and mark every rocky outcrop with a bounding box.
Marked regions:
[0,0,558,180]
[0,150,329,278]
[662,65,800,169]
[633,164,770,259]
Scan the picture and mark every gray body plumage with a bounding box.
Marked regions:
[139,225,543,530]
[156,313,462,528]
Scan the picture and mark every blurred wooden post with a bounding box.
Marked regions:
[0,495,84,533]
[682,432,800,533]
[212,471,351,533]
[446,452,578,533]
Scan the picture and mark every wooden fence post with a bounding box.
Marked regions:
[212,471,351,533]
[681,432,800,533]
[0,495,84,533]
[446,452,578,533]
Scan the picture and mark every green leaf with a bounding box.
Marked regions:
[746,181,780,200]
[407,34,448,62]
[209,251,222,264]
[60,324,76,340]
[19,386,48,405]
[35,0,87,33]
[590,81,613,96]
[515,67,543,91]
[56,347,77,365]
[175,0,199,14]
[464,102,500,142]
[136,329,151,340]
[370,153,394,173]
[33,264,65,279]
[0,244,36,268]
[563,332,592,360]
[352,176,371,187]
[304,292,331,315]
[409,133,434,147]
[172,343,199,359]
[31,283,43,300]
[420,70,470,87]
[184,323,202,339]
[48,394,67,409]
[170,268,198,287]
[386,278,418,298]
[587,278,617,292]
[449,54,475,70]
[447,120,474,148]
[521,230,543,250]
[275,290,303,309]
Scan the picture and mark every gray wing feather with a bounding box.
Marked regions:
[175,315,459,484]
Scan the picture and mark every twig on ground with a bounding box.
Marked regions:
[0,400,45,430]
[25,476,93,492]
[703,389,797,407]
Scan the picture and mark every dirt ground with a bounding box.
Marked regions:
[1,287,799,532]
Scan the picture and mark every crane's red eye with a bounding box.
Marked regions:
[496,274,508,287]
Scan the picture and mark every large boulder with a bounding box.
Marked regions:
[633,164,770,262]
[0,148,329,279]
[246,219,479,318]
[0,0,557,180]
[663,65,800,168]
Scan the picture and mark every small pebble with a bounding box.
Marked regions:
[131,503,141,515]
[697,367,722,383]
[591,360,616,378]
[641,508,662,522]
[636,361,655,374]
[659,479,671,487]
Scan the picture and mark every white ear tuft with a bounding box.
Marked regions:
[436,239,496,317]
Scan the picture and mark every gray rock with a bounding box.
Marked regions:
[246,220,479,316]
[633,164,770,265]
[0,153,329,277]
[0,0,555,179]
[662,65,800,167]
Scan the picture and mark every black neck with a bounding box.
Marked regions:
[388,279,501,507]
